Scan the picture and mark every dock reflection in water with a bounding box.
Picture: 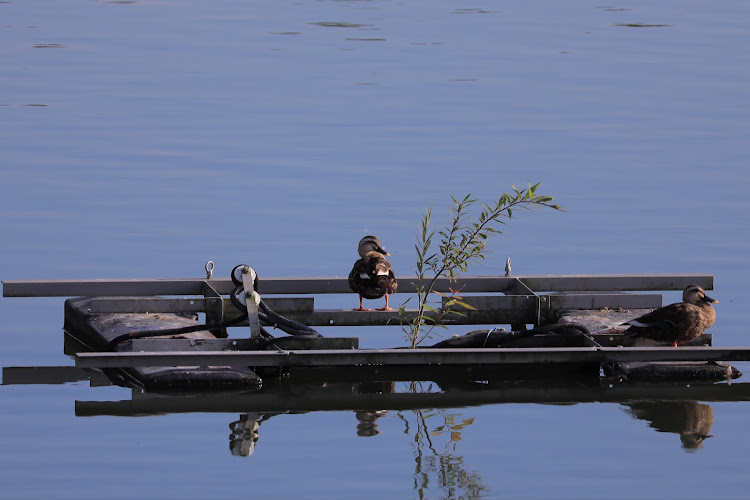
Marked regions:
[3,365,748,457]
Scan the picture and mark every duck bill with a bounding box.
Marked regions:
[375,246,390,256]
[703,295,718,304]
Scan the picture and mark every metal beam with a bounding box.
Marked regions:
[85,297,208,314]
[126,337,359,351]
[71,294,659,327]
[75,346,750,369]
[221,307,537,327]
[74,383,750,417]
[3,274,714,297]
[547,293,663,310]
[521,274,713,292]
[2,278,209,297]
[2,366,96,385]
[81,297,314,314]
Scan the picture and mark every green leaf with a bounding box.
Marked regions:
[445,310,467,318]
[451,299,476,310]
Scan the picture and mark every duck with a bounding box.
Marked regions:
[348,235,398,311]
[621,284,718,347]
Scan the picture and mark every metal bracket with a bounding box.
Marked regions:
[506,278,539,329]
[201,281,227,338]
[240,266,262,339]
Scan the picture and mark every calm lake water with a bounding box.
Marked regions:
[2,0,750,498]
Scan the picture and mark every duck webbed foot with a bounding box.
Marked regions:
[375,294,393,311]
[353,295,372,311]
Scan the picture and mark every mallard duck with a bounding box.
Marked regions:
[621,284,718,347]
[348,235,398,311]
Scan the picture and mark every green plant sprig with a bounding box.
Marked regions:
[400,183,562,348]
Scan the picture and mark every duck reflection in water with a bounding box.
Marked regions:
[355,410,389,437]
[622,400,714,451]
[354,381,395,436]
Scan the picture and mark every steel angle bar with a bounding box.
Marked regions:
[547,293,663,311]
[85,297,208,314]
[125,337,358,352]
[597,346,750,362]
[128,338,248,352]
[3,273,714,297]
[74,347,597,368]
[241,307,536,327]
[506,277,535,295]
[74,383,750,417]
[442,294,540,325]
[74,346,750,369]
[520,274,714,292]
[443,294,538,310]
[2,366,95,385]
[2,278,211,297]
[240,297,315,313]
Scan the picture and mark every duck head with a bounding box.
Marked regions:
[357,235,390,258]
[683,284,718,305]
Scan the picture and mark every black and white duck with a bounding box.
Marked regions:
[621,284,718,347]
[348,235,398,311]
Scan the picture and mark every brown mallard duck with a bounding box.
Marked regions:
[621,284,718,347]
[348,235,398,311]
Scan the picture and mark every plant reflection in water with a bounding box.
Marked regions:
[396,381,487,500]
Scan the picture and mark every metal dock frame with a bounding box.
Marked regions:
[7,273,740,370]
[1,273,714,329]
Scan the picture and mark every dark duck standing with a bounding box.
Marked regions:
[621,284,718,347]
[348,235,398,311]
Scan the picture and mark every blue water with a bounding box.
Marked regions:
[2,0,750,498]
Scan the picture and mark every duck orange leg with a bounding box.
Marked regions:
[353,295,371,311]
[376,294,393,311]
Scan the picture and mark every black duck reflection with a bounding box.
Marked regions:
[621,400,714,451]
[355,410,388,437]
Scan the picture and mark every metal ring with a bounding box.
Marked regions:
[205,260,215,279]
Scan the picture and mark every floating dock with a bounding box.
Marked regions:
[2,271,746,391]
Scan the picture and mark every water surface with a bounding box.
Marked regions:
[1,1,749,498]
